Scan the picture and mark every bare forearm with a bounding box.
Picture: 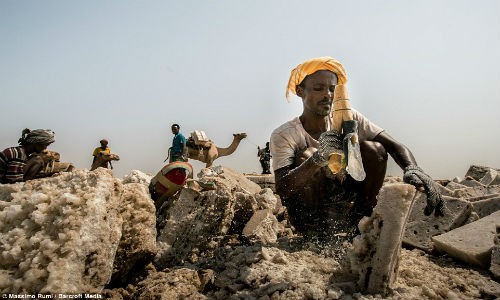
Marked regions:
[374,132,417,170]
[24,156,44,180]
[389,143,417,170]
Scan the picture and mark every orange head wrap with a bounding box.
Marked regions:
[286,56,348,100]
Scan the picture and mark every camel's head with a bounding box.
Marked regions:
[233,133,247,141]
[98,151,120,162]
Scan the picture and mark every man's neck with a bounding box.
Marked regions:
[299,113,331,139]
[22,145,35,156]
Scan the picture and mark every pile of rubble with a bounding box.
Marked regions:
[0,165,499,299]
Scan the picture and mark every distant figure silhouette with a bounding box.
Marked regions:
[257,142,272,174]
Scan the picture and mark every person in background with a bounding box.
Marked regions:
[92,139,113,169]
[169,124,188,163]
[0,128,55,183]
[257,142,272,174]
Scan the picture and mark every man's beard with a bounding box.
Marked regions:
[314,102,332,116]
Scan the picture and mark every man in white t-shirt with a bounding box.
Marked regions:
[270,57,443,234]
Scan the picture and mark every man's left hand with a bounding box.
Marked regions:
[403,165,444,216]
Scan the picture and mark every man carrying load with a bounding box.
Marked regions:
[0,128,56,183]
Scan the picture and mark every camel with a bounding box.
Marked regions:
[187,133,247,167]
[91,151,120,171]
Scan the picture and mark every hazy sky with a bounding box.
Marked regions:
[1,0,499,179]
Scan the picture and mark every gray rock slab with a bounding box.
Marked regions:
[491,174,500,186]
[465,165,500,181]
[453,185,500,199]
[245,174,275,184]
[464,211,480,225]
[432,210,500,267]
[245,174,276,192]
[198,166,262,194]
[459,178,485,188]
[471,196,500,218]
[445,181,468,190]
[466,193,500,202]
[218,167,262,194]
[404,194,472,252]
[480,169,499,186]
[436,184,454,197]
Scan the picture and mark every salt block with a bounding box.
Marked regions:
[453,185,500,199]
[242,209,280,244]
[466,193,500,202]
[245,174,275,184]
[215,166,262,194]
[404,194,472,252]
[191,130,210,146]
[350,183,416,295]
[490,226,500,278]
[245,174,276,192]
[491,174,500,186]
[436,184,454,197]
[432,210,500,267]
[459,178,485,188]
[464,165,500,181]
[481,169,499,186]
[471,196,500,218]
[446,181,468,191]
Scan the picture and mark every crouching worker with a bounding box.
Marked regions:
[270,56,443,235]
[0,128,56,183]
[148,161,193,209]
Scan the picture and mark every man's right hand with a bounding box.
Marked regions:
[311,130,343,167]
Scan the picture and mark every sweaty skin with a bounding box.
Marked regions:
[275,70,418,213]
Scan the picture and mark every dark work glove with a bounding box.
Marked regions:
[311,130,343,167]
[403,165,444,216]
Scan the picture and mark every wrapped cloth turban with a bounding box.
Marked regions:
[18,129,55,145]
[286,56,348,100]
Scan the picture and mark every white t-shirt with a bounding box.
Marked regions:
[270,109,384,171]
